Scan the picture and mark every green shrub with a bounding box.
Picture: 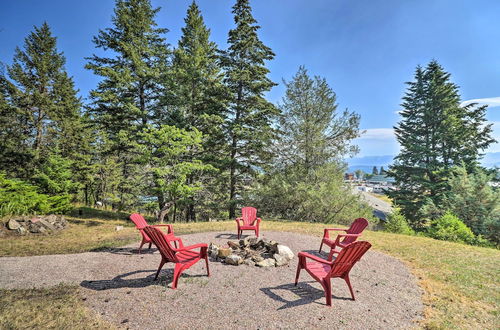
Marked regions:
[248,163,376,226]
[384,209,414,235]
[0,173,72,217]
[427,212,476,244]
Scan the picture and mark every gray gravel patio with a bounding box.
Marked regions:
[0,231,423,329]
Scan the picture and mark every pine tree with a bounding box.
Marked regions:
[388,61,495,228]
[86,0,170,209]
[221,0,279,218]
[172,1,229,220]
[0,23,86,189]
[372,166,379,175]
[277,66,361,174]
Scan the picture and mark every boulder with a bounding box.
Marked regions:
[244,259,255,267]
[225,254,243,265]
[28,223,46,234]
[7,219,21,230]
[277,245,294,260]
[218,248,231,258]
[274,253,289,267]
[251,255,264,263]
[248,236,262,247]
[16,227,27,235]
[256,258,276,267]
[38,218,56,231]
[267,242,279,254]
[208,243,219,260]
[227,241,240,250]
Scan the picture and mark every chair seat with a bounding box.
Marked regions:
[305,262,331,279]
[239,225,256,229]
[177,250,201,263]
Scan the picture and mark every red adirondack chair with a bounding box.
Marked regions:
[319,218,369,261]
[143,226,210,289]
[129,213,177,253]
[295,241,372,306]
[235,206,261,239]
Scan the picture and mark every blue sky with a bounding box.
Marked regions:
[1,0,499,157]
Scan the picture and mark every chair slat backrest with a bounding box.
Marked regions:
[343,218,369,244]
[241,207,257,225]
[143,226,178,262]
[329,241,371,278]
[130,213,148,229]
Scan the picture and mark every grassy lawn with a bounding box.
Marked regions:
[1,210,499,329]
[0,285,115,329]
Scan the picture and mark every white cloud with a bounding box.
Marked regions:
[460,97,500,108]
[354,123,500,156]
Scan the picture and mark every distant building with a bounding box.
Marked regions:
[344,173,355,181]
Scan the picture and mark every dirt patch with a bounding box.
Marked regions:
[0,231,423,329]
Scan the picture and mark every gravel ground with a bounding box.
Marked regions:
[0,231,423,329]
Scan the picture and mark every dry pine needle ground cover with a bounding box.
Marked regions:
[0,208,499,329]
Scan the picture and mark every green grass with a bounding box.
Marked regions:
[1,210,499,329]
[0,285,114,329]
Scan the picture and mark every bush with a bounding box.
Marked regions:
[0,173,72,217]
[247,163,376,226]
[384,209,414,235]
[427,212,476,244]
[443,166,499,244]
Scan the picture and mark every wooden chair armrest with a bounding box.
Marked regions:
[335,233,361,244]
[323,228,347,239]
[324,228,347,232]
[298,252,333,265]
[175,243,207,252]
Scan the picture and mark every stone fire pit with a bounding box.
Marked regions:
[208,236,294,267]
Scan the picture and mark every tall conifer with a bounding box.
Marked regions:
[86,0,169,209]
[172,1,229,220]
[0,23,85,185]
[278,66,360,174]
[221,0,278,218]
[389,60,495,227]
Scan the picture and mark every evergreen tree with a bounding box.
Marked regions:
[0,23,85,190]
[277,66,361,173]
[372,166,379,175]
[221,0,279,218]
[0,77,32,178]
[136,125,214,222]
[388,61,495,228]
[86,0,170,209]
[172,1,229,220]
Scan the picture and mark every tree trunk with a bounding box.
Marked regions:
[158,201,173,223]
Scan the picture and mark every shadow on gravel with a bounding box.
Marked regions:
[90,246,159,255]
[81,270,160,291]
[260,281,353,310]
[80,269,208,291]
[215,233,249,239]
